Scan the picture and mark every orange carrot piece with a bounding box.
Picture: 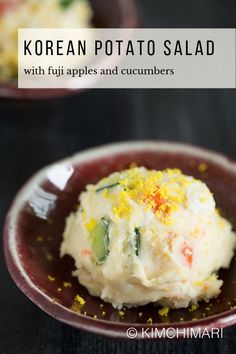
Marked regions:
[81,249,92,257]
[181,242,193,266]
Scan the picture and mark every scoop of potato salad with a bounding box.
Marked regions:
[61,167,236,309]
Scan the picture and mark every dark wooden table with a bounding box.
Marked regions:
[1,0,236,352]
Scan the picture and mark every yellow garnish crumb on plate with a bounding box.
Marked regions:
[147,317,153,325]
[99,303,104,308]
[138,312,143,318]
[46,253,53,261]
[71,294,85,313]
[63,281,72,288]
[102,311,106,316]
[47,275,55,282]
[198,163,208,173]
[158,307,169,317]
[75,295,85,306]
[57,288,62,292]
[93,315,98,319]
[189,304,198,312]
[118,310,125,317]
[36,236,44,242]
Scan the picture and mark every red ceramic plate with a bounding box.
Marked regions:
[3,141,236,339]
[0,0,139,100]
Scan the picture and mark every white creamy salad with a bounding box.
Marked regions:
[61,167,236,309]
[0,0,92,79]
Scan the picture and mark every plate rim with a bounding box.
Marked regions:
[4,140,236,339]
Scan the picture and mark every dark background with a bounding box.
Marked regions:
[1,0,236,353]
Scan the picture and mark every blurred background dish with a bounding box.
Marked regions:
[0,0,93,80]
[0,0,139,99]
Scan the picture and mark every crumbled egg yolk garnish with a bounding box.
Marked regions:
[85,218,97,231]
[193,274,217,287]
[98,168,192,224]
[113,190,131,218]
[193,280,203,287]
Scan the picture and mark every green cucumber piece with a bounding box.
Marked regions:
[91,216,111,263]
[134,227,141,256]
[96,182,120,193]
[59,0,75,9]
